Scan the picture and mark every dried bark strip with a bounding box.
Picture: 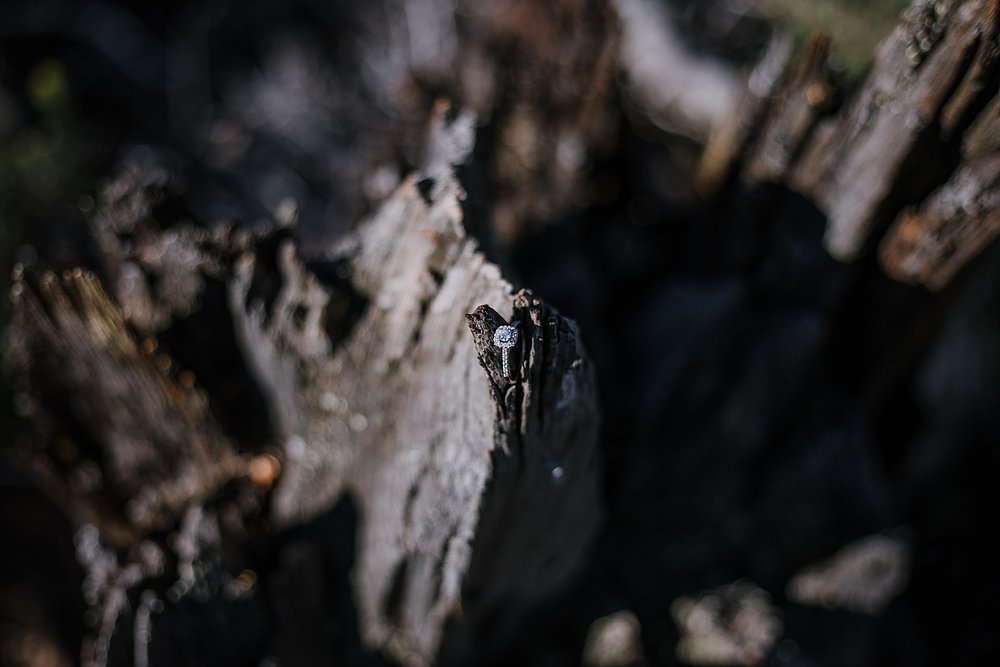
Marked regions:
[696,32,793,194]
[8,268,241,535]
[741,34,838,186]
[789,0,999,260]
[456,0,620,248]
[880,91,1000,288]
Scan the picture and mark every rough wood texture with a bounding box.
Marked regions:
[741,34,837,186]
[699,0,1000,291]
[789,0,999,261]
[696,32,793,194]
[247,108,602,665]
[454,0,620,249]
[456,294,602,658]
[880,54,1000,289]
[6,105,602,667]
[8,268,241,537]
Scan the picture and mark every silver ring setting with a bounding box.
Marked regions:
[493,321,520,378]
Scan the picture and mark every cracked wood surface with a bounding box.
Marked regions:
[6,106,602,667]
[741,34,838,187]
[8,268,241,537]
[880,50,1000,289]
[700,0,1000,291]
[696,32,794,194]
[790,0,999,261]
[242,125,602,665]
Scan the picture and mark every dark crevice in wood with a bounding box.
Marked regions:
[465,304,517,404]
[159,277,275,448]
[245,232,296,323]
[305,257,371,352]
[940,40,1000,139]
[855,26,990,261]
[431,527,458,615]
[381,559,410,628]
[416,177,437,206]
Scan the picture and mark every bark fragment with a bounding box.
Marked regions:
[880,84,1000,289]
[789,0,999,260]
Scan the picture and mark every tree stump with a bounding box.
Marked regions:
[7,106,602,667]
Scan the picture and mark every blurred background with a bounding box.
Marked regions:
[3,0,999,666]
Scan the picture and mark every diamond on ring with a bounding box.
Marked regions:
[493,322,520,378]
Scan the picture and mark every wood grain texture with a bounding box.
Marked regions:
[8,268,240,536]
[880,91,1000,289]
[455,0,619,249]
[789,0,997,260]
[237,109,603,665]
[696,32,794,194]
[742,34,837,186]
[700,0,1000,290]
[6,104,602,667]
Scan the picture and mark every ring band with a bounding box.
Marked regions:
[493,321,520,378]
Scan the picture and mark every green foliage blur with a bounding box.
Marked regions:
[0,58,97,323]
[752,0,912,78]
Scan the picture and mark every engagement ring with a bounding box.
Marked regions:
[493,321,520,378]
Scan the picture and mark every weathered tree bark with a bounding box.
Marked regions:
[879,87,1000,289]
[696,32,794,193]
[790,0,998,262]
[452,0,620,249]
[740,34,838,187]
[236,107,603,664]
[8,1,1000,665]
[6,105,601,667]
[701,0,1000,289]
[8,268,242,539]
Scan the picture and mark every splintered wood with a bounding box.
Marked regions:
[8,268,240,536]
[253,110,602,665]
[791,0,997,262]
[696,32,794,193]
[702,0,1000,289]
[742,34,837,187]
[7,106,602,667]
[880,56,1000,289]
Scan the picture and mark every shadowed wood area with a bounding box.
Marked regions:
[6,106,602,667]
[3,1,1000,666]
